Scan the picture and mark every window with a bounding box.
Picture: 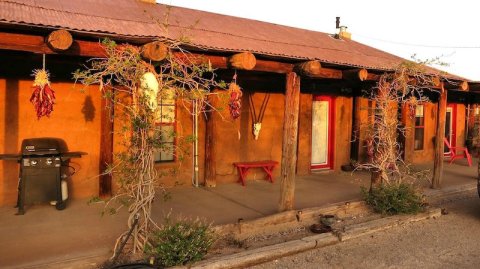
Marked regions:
[414,105,425,150]
[154,89,175,162]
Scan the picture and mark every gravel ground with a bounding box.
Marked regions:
[252,191,480,269]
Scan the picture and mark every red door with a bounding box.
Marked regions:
[311,96,335,169]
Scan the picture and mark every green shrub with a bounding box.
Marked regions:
[361,183,424,215]
[146,217,215,267]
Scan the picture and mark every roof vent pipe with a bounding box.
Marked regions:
[335,17,352,40]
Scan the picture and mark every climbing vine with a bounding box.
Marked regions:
[358,58,448,188]
[74,39,225,254]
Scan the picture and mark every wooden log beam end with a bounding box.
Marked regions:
[141,41,168,62]
[343,68,368,81]
[295,60,322,76]
[432,76,441,88]
[46,29,73,51]
[229,52,256,70]
[358,69,368,81]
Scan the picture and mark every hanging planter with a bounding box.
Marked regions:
[31,67,56,119]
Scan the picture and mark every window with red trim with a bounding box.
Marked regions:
[154,89,176,162]
[414,105,424,150]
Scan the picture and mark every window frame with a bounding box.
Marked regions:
[413,104,425,151]
[154,91,177,163]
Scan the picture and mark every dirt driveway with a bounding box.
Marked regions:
[252,191,480,269]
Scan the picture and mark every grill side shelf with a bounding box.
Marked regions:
[0,154,22,161]
[60,151,87,160]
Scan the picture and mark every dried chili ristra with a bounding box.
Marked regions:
[31,69,56,119]
[228,82,242,120]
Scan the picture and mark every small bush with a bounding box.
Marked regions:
[361,183,424,215]
[146,217,215,267]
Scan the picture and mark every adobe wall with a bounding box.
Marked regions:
[213,91,284,184]
[355,100,467,165]
[151,91,355,186]
[0,79,101,206]
[296,93,312,175]
[334,96,353,170]
[110,89,284,190]
[352,97,372,164]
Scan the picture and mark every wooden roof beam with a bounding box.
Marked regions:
[468,83,480,92]
[444,80,469,91]
[294,60,342,79]
[363,73,446,90]
[342,68,368,81]
[405,76,444,90]
[306,67,342,79]
[294,60,322,76]
[0,31,107,57]
[177,52,293,73]
[2,31,472,88]
[0,31,345,78]
[365,73,380,81]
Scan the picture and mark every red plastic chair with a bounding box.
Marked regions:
[443,137,472,166]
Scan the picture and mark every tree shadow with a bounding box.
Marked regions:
[81,95,95,122]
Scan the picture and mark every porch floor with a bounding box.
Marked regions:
[0,159,476,268]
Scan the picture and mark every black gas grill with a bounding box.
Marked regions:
[0,138,84,215]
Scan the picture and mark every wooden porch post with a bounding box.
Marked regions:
[205,104,217,187]
[351,96,362,161]
[432,84,447,189]
[279,72,300,212]
[99,91,114,196]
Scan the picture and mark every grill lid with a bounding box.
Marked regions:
[0,138,86,160]
[21,138,68,156]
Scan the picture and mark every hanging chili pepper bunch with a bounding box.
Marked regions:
[228,82,242,120]
[31,69,56,119]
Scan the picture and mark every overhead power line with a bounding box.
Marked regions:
[355,34,480,49]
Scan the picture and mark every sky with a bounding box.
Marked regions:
[157,0,480,81]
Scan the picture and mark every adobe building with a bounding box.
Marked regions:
[1,0,479,208]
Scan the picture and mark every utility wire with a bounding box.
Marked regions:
[355,34,480,49]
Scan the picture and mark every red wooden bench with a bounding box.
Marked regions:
[233,160,279,186]
[444,138,472,166]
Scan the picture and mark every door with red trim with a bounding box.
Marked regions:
[444,104,457,154]
[311,96,335,170]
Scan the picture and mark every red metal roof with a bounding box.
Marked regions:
[0,0,466,79]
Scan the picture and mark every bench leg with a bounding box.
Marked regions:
[466,152,473,167]
[237,167,248,186]
[263,166,275,183]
